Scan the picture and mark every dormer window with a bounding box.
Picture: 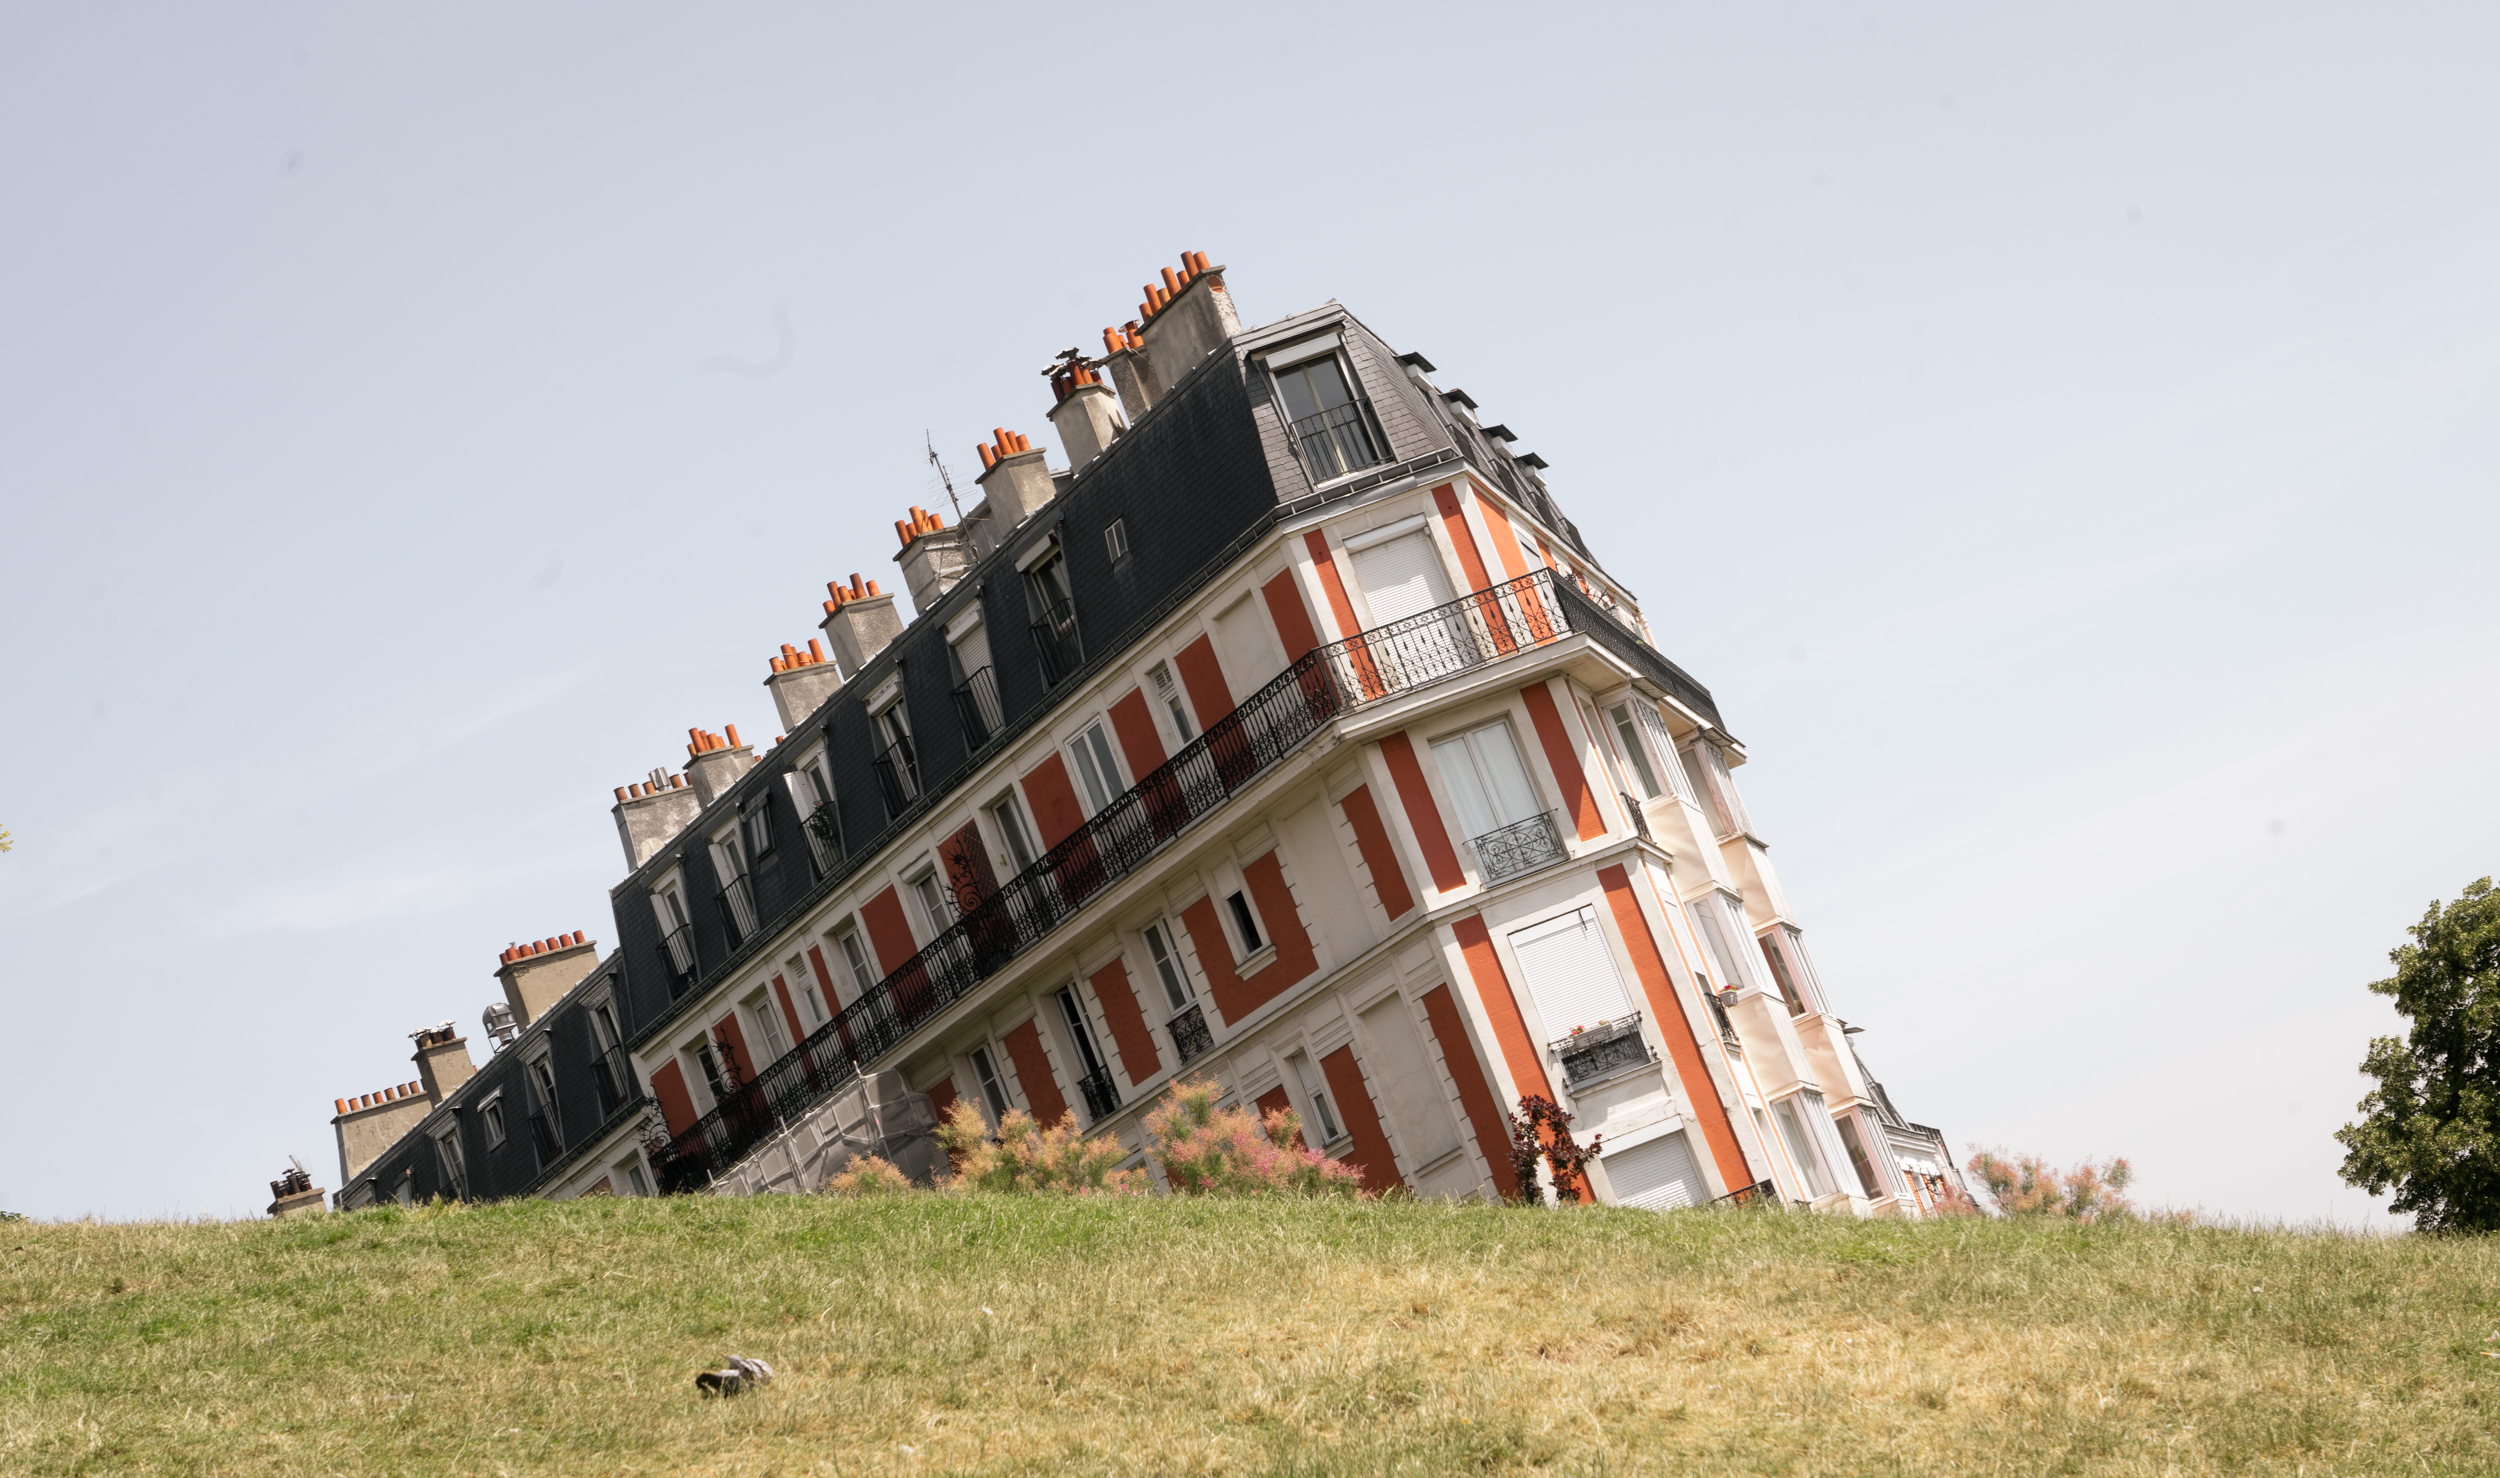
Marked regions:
[1271,347,1381,482]
[1024,539,1082,686]
[870,688,920,814]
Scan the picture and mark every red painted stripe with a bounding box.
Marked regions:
[1338,782,1416,921]
[859,887,919,975]
[1020,752,1088,850]
[1380,732,1467,893]
[650,1060,697,1138]
[1598,864,1753,1192]
[1106,687,1168,775]
[1419,982,1518,1202]
[1320,1046,1407,1194]
[1173,635,1233,733]
[769,974,806,1050]
[1179,851,1318,1026]
[1002,1017,1070,1130]
[1090,956,1162,1087]
[1255,1085,1307,1151]
[1303,530,1362,640]
[1521,680,1606,842]
[711,1011,755,1083]
[1261,568,1321,661]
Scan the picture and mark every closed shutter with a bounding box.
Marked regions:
[1604,1130,1705,1212]
[1507,906,1637,1038]
[1351,531,1454,627]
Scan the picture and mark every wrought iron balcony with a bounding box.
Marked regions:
[1166,1002,1213,1068]
[952,666,1004,751]
[591,1045,638,1117]
[1030,600,1083,687]
[872,735,921,815]
[647,569,1582,1190]
[716,875,758,949]
[1711,1179,1781,1209]
[1287,399,1384,482]
[660,925,699,999]
[1554,1014,1651,1088]
[1621,791,1653,844]
[1706,988,1743,1054]
[1075,1067,1120,1124]
[1469,812,1568,883]
[802,802,843,878]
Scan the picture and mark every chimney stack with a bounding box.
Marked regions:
[494,930,598,1030]
[411,1024,476,1102]
[1048,354,1127,471]
[1135,251,1239,400]
[684,724,757,806]
[328,1080,431,1185]
[893,506,973,611]
[821,573,904,676]
[612,769,702,868]
[972,427,1056,533]
[1101,322,1154,420]
[765,636,843,731]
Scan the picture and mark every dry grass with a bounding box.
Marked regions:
[3,1194,2495,1475]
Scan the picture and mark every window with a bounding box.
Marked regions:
[591,1000,623,1055]
[749,992,789,1062]
[1056,987,1112,1089]
[710,827,759,943]
[788,752,842,872]
[1679,741,1752,839]
[907,869,951,939]
[740,795,774,861]
[1349,527,1455,629]
[1603,1130,1707,1212]
[434,1127,468,1198]
[1507,906,1638,1041]
[1288,1051,1345,1145]
[1606,703,1664,799]
[949,620,1002,747]
[1142,920,1193,1013]
[1834,1112,1886,1199]
[1148,662,1194,742]
[989,792,1039,871]
[1225,891,1265,956]
[622,1159,652,1198]
[1771,1094,1835,1199]
[836,928,877,998]
[872,698,920,808]
[788,959,827,1028]
[1579,697,1635,800]
[1431,720,1554,878]
[696,1041,734,1100]
[1104,518,1129,563]
[527,1055,562,1144]
[1757,932,1808,1016]
[969,1045,1011,1121]
[480,1094,508,1149]
[1273,353,1379,481]
[1025,542,1081,685]
[1069,721,1123,814]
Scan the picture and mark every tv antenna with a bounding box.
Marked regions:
[925,432,963,524]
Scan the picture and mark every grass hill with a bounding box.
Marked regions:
[3,1194,2494,1475]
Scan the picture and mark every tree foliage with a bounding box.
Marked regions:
[2337,877,2500,1232]
[1506,1095,1602,1206]
[1965,1148,2135,1222]
[934,1101,1145,1195]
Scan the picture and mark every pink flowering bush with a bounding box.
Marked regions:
[824,1153,913,1196]
[936,1100,1145,1195]
[1966,1147,2137,1222]
[1144,1078,1364,1197]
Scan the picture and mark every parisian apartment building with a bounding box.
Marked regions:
[314,254,1968,1218]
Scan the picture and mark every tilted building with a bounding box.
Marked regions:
[328,254,1966,1216]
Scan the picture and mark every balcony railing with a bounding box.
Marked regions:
[1031,600,1083,687]
[872,735,921,815]
[1621,792,1653,845]
[716,875,758,949]
[1706,988,1744,1054]
[1711,1179,1781,1209]
[1288,399,1384,482]
[1166,1002,1213,1068]
[527,1111,561,1162]
[648,568,1579,1189]
[803,803,842,878]
[591,1045,638,1117]
[952,666,1004,751]
[1470,812,1568,883]
[660,925,699,999]
[1075,1067,1121,1124]
[1555,1014,1651,1089]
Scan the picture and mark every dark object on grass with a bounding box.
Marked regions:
[695,1355,776,1396]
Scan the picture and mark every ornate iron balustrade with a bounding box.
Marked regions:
[1706,988,1744,1055]
[1711,1179,1780,1209]
[659,926,699,999]
[1287,399,1384,482]
[871,735,920,814]
[1030,600,1083,687]
[1075,1067,1120,1124]
[1469,812,1568,883]
[1621,791,1653,844]
[802,803,843,878]
[591,1045,638,1117]
[527,1111,561,1162]
[649,569,1578,1189]
[716,875,758,949]
[952,666,1004,750]
[1167,1002,1213,1067]
[1555,1014,1651,1088]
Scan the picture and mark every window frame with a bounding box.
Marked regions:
[969,1044,1011,1123]
[1068,719,1125,815]
[1223,889,1267,960]
[1141,918,1195,1015]
[1103,517,1130,564]
[1286,1050,1347,1148]
[1268,348,1381,487]
[479,1092,508,1150]
[989,791,1040,871]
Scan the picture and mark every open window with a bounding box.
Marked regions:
[1055,986,1118,1122]
[989,791,1039,872]
[969,1044,1011,1124]
[948,614,1002,749]
[1270,343,1382,483]
[1430,719,1558,882]
[785,745,843,876]
[524,1052,563,1159]
[1144,918,1211,1067]
[870,689,920,814]
[651,882,697,995]
[709,824,759,945]
[1023,538,1081,685]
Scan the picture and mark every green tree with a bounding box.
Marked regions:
[2336,877,2500,1232]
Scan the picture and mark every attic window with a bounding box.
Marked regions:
[1104,518,1129,563]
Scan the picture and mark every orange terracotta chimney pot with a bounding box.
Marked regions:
[725,723,743,749]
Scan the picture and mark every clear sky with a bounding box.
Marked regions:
[3,5,2493,1224]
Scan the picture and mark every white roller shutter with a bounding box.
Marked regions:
[1507,906,1637,1039]
[1605,1129,1705,1212]
[1351,531,1455,627]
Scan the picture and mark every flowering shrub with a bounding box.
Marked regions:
[1965,1148,2137,1222]
[824,1154,913,1196]
[1145,1079,1364,1197]
[1507,1095,1602,1206]
[936,1101,1145,1195]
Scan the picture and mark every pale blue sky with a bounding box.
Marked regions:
[4,5,2493,1222]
